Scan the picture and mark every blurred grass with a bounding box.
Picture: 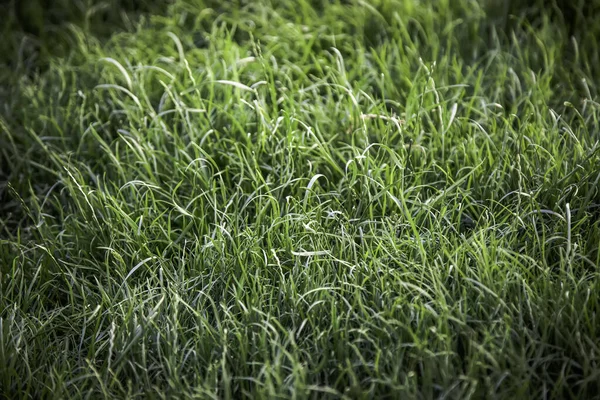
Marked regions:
[1,0,172,74]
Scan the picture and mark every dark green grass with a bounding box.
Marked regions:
[1,0,600,398]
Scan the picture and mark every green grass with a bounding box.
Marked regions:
[1,0,600,398]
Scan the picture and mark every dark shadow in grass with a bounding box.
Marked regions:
[486,0,600,37]
[0,0,174,75]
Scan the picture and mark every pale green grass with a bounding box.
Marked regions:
[1,0,600,399]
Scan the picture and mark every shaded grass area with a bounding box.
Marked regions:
[1,0,172,69]
[1,0,600,398]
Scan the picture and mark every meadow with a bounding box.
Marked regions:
[1,0,599,398]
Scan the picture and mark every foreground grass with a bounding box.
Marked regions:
[1,0,600,398]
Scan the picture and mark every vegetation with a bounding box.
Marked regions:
[1,0,599,398]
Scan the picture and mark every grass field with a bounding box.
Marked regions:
[1,0,600,398]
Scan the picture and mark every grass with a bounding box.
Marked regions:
[1,0,600,398]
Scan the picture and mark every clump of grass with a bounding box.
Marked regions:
[1,0,599,398]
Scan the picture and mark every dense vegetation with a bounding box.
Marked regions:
[1,0,599,398]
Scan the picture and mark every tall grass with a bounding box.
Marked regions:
[1,0,599,398]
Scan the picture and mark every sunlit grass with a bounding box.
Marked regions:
[1,0,599,398]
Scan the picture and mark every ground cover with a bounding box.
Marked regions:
[1,0,599,398]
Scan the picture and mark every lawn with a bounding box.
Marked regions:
[1,0,600,398]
